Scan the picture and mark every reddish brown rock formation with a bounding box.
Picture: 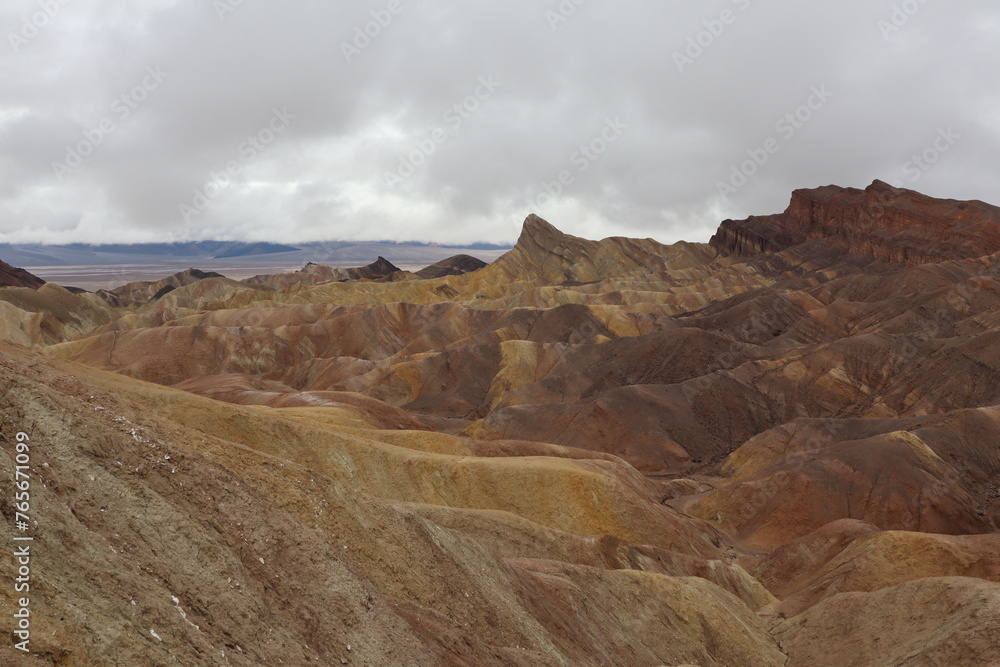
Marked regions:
[416,254,488,279]
[711,179,1000,265]
[0,257,45,288]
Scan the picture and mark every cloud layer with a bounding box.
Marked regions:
[1,0,997,245]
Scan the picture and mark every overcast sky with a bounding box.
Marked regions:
[1,0,998,246]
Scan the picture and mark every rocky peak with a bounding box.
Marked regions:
[489,215,714,285]
[517,214,567,247]
[496,215,600,282]
[365,256,401,277]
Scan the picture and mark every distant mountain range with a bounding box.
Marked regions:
[0,240,512,267]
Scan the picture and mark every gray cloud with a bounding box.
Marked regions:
[1,0,997,246]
